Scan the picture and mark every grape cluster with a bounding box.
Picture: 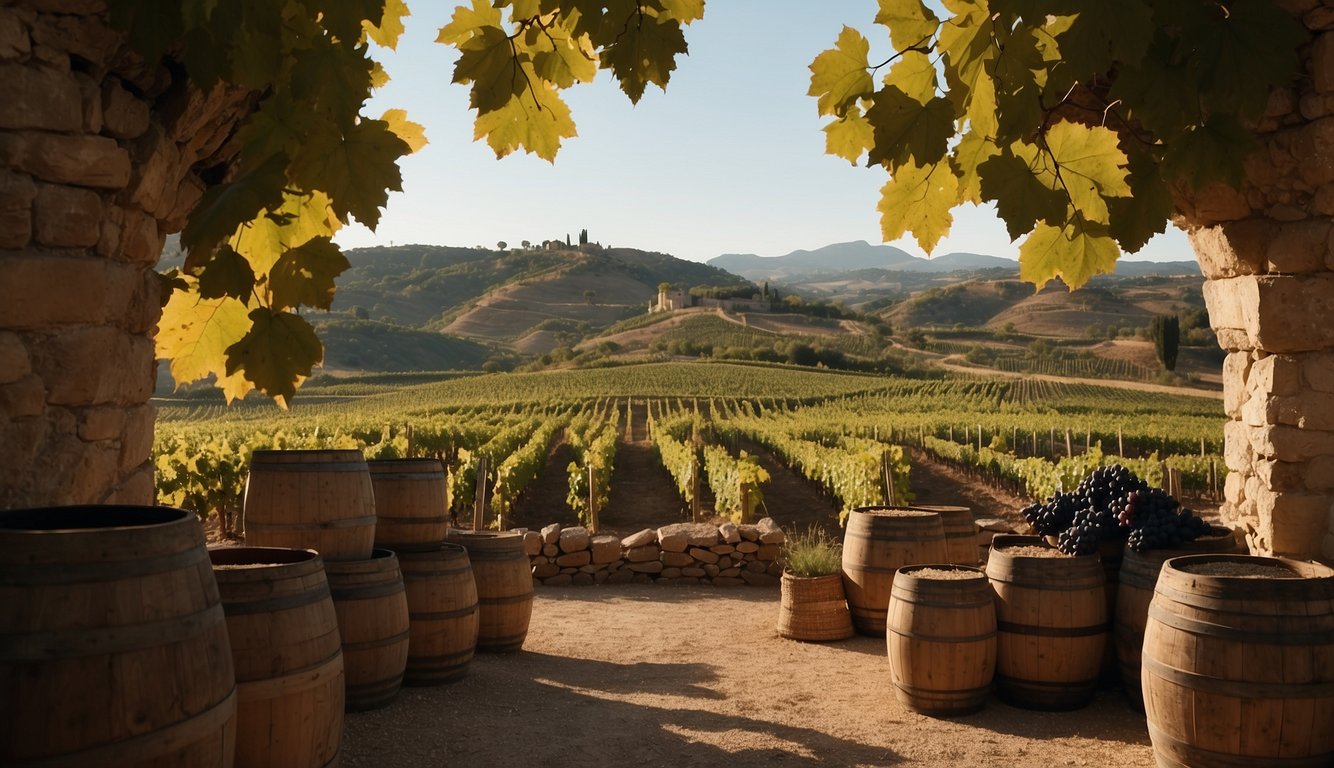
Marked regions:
[1022,464,1211,555]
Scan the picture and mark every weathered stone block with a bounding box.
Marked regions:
[737,524,760,542]
[30,12,120,67]
[569,572,594,586]
[702,563,719,578]
[625,544,659,563]
[1252,458,1308,492]
[605,569,634,585]
[1267,218,1331,273]
[1303,352,1334,393]
[128,124,182,219]
[558,525,590,553]
[659,567,682,579]
[717,555,735,570]
[32,328,153,406]
[118,207,162,265]
[0,332,30,384]
[532,561,560,579]
[0,63,81,131]
[734,540,760,554]
[710,544,735,555]
[0,253,142,328]
[77,406,125,442]
[627,560,663,574]
[0,374,44,418]
[688,547,719,564]
[1242,392,1280,428]
[1305,455,1334,490]
[1250,354,1304,398]
[1314,29,1334,93]
[33,184,101,247]
[0,131,130,189]
[101,78,150,139]
[745,560,767,574]
[74,73,102,134]
[540,522,561,544]
[589,534,620,564]
[119,404,154,471]
[681,566,706,578]
[1248,423,1334,460]
[660,551,693,568]
[0,8,30,61]
[621,528,655,548]
[522,530,542,556]
[1225,470,1248,505]
[578,563,607,574]
[658,522,718,550]
[111,462,154,505]
[657,527,688,553]
[1260,491,1331,557]
[543,573,573,586]
[1222,352,1252,418]
[756,544,781,561]
[541,543,558,557]
[718,521,741,544]
[555,550,591,568]
[756,517,785,544]
[0,169,36,249]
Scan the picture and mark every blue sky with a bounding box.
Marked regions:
[336,2,1194,264]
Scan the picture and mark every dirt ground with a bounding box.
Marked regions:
[342,585,1156,768]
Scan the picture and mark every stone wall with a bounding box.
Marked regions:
[516,520,787,587]
[1179,1,1334,561]
[0,1,253,508]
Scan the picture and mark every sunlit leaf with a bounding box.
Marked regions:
[874,0,940,51]
[291,118,410,228]
[156,287,253,388]
[1018,219,1121,290]
[602,14,688,103]
[878,161,959,253]
[1041,122,1130,217]
[473,75,577,161]
[268,236,351,311]
[225,308,323,409]
[824,106,875,166]
[380,107,428,153]
[865,87,954,168]
[950,130,998,204]
[437,0,503,45]
[180,153,288,264]
[885,51,937,104]
[365,0,410,49]
[808,26,874,118]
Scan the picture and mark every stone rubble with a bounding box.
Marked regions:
[515,519,786,587]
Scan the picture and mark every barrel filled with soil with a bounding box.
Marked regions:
[985,535,1106,711]
[445,530,534,652]
[210,546,344,768]
[842,507,947,636]
[1142,554,1334,768]
[324,548,410,710]
[397,543,479,684]
[1114,526,1242,708]
[887,565,996,716]
[243,449,376,561]
[368,459,449,552]
[0,506,237,768]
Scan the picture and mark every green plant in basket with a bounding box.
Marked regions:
[784,527,843,578]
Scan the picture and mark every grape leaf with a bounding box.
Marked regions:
[365,0,409,49]
[1018,219,1120,290]
[453,24,525,114]
[1109,34,1200,140]
[290,118,409,228]
[300,0,384,42]
[504,0,543,19]
[268,236,350,311]
[602,14,688,103]
[108,0,183,65]
[1106,148,1172,253]
[473,72,578,161]
[878,161,960,253]
[874,0,939,51]
[938,0,992,103]
[380,108,428,153]
[523,25,598,88]
[1050,1,1152,81]
[1161,114,1257,191]
[978,150,1067,239]
[885,51,938,104]
[661,0,705,24]
[234,190,340,279]
[227,3,284,89]
[437,0,503,45]
[237,94,317,170]
[865,87,954,169]
[1040,122,1130,218]
[156,288,253,388]
[1182,0,1307,118]
[196,245,257,301]
[290,35,374,127]
[823,107,875,166]
[808,26,874,118]
[181,153,288,264]
[225,308,323,410]
[950,130,998,203]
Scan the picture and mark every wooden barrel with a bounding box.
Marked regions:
[1114,527,1241,709]
[910,505,977,565]
[1096,537,1125,686]
[210,547,344,768]
[777,572,855,642]
[0,506,237,768]
[397,544,479,684]
[1143,554,1334,768]
[445,530,534,652]
[369,459,449,552]
[324,548,410,710]
[985,534,1106,711]
[841,507,947,636]
[243,449,376,561]
[887,565,996,716]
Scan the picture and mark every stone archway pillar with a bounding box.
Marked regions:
[0,1,253,509]
[1184,1,1334,561]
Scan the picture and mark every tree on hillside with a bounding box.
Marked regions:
[583,289,596,305]
[579,228,589,246]
[497,241,507,251]
[1150,315,1181,371]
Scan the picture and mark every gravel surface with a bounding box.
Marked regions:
[343,585,1156,768]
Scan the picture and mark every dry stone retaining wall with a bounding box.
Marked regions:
[0,1,254,508]
[515,519,787,587]
[1180,0,1334,561]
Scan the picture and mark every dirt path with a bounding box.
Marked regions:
[599,401,693,533]
[740,438,842,535]
[907,448,1029,526]
[343,586,1156,768]
[509,437,582,530]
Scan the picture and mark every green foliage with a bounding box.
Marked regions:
[810,0,1307,290]
[1151,314,1181,371]
[783,526,843,578]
